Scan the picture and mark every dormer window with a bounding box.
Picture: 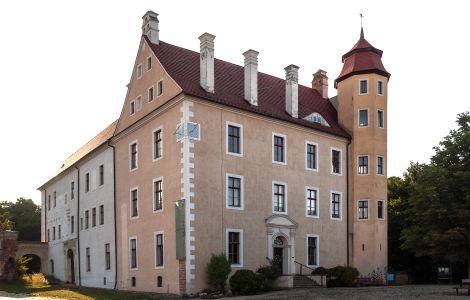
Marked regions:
[359,79,368,94]
[304,113,330,127]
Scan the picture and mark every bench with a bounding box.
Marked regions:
[453,279,470,296]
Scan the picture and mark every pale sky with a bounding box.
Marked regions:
[0,1,468,205]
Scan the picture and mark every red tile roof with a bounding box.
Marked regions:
[145,36,350,139]
[335,37,390,87]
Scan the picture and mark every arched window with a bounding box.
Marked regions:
[304,113,330,127]
[157,276,163,287]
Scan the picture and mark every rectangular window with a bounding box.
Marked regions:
[227,175,242,209]
[80,218,83,230]
[53,191,56,207]
[377,156,384,175]
[130,142,138,170]
[136,96,142,111]
[378,200,384,219]
[71,181,75,199]
[71,216,74,234]
[307,235,318,267]
[85,210,89,229]
[227,230,243,266]
[331,192,341,219]
[85,173,90,192]
[130,100,135,115]
[154,180,163,211]
[358,200,369,219]
[227,124,242,155]
[92,207,96,227]
[53,226,56,240]
[58,225,61,239]
[47,229,50,242]
[359,79,368,94]
[273,134,286,164]
[358,155,369,174]
[50,259,54,274]
[377,110,384,128]
[153,129,162,160]
[378,80,384,95]
[99,205,104,225]
[331,149,342,175]
[48,195,51,211]
[137,64,142,79]
[86,247,91,272]
[306,142,317,170]
[306,188,318,217]
[130,238,137,269]
[148,86,154,102]
[146,56,152,71]
[155,233,164,267]
[131,189,138,218]
[359,109,369,127]
[273,183,286,213]
[99,164,104,186]
[105,243,111,270]
[157,80,163,96]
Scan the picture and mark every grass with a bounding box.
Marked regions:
[0,274,181,300]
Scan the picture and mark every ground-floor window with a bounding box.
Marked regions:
[226,229,243,266]
[306,235,319,267]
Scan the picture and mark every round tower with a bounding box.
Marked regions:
[335,28,390,277]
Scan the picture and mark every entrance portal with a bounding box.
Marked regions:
[67,249,75,284]
[23,254,41,273]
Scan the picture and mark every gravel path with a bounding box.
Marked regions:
[0,291,54,300]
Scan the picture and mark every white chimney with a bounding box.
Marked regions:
[285,64,299,118]
[142,11,159,45]
[199,32,215,93]
[312,69,329,98]
[243,49,259,106]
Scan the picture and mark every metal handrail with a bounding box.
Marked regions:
[293,260,315,276]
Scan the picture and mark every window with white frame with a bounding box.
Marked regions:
[359,79,368,94]
[359,109,369,127]
[377,156,384,175]
[137,64,142,79]
[105,243,111,270]
[273,182,286,213]
[130,238,137,269]
[155,233,164,267]
[358,200,369,219]
[377,200,385,219]
[377,110,384,128]
[226,229,243,266]
[306,235,319,267]
[130,188,138,218]
[136,96,142,111]
[331,192,342,219]
[153,179,163,212]
[148,86,154,102]
[130,100,135,115]
[227,123,242,156]
[146,56,152,71]
[358,155,369,175]
[273,134,286,164]
[306,188,318,217]
[153,129,162,160]
[378,80,384,95]
[331,148,342,175]
[157,80,163,96]
[226,174,243,209]
[130,142,138,170]
[306,142,318,170]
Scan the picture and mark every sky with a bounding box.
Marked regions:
[0,0,469,205]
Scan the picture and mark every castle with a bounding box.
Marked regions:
[38,10,389,294]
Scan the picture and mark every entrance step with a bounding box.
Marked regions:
[293,275,320,288]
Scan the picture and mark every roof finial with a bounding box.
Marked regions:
[359,13,365,39]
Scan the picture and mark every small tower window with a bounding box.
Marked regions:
[358,155,369,175]
[359,79,368,94]
[377,110,384,128]
[378,80,384,95]
[359,109,369,127]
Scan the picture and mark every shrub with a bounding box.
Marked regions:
[327,266,360,287]
[256,265,281,281]
[311,266,329,275]
[206,253,231,291]
[229,269,266,295]
[16,256,32,277]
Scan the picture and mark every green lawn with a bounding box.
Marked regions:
[0,280,181,300]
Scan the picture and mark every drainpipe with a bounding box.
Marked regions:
[108,142,118,290]
[44,189,47,244]
[346,139,351,267]
[75,166,81,286]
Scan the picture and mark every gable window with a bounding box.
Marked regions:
[227,174,243,209]
[85,210,89,229]
[154,179,163,212]
[105,243,111,270]
[137,64,142,79]
[86,247,91,271]
[226,229,243,266]
[146,56,152,71]
[306,188,318,217]
[306,235,319,267]
[148,87,154,102]
[306,142,318,170]
[71,181,75,199]
[359,79,368,94]
[131,188,138,218]
[331,192,342,219]
[99,205,104,225]
[378,80,384,95]
[48,195,51,211]
[130,238,137,269]
[358,155,369,175]
[331,148,342,175]
[99,164,104,186]
[136,96,142,112]
[377,156,384,175]
[377,200,385,219]
[130,142,138,170]
[273,133,286,164]
[85,173,90,192]
[92,207,96,227]
[359,109,369,127]
[273,182,286,213]
[227,123,242,156]
[130,101,135,115]
[155,233,164,267]
[358,200,369,219]
[153,129,162,160]
[377,110,384,128]
[157,80,163,96]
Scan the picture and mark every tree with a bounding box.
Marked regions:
[401,112,470,277]
[0,198,41,240]
[0,211,14,231]
[207,253,231,292]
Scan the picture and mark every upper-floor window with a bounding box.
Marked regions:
[273,133,286,164]
[358,200,369,219]
[48,195,51,211]
[146,56,152,71]
[85,210,89,229]
[378,80,384,95]
[130,100,135,115]
[58,225,61,239]
[331,148,342,175]
[358,155,369,175]
[71,216,74,234]
[99,164,104,186]
[227,123,242,156]
[377,110,384,128]
[131,188,138,218]
[359,109,369,127]
[306,142,318,170]
[331,192,342,219]
[227,174,243,209]
[307,235,319,267]
[130,142,138,170]
[136,96,142,112]
[53,226,56,240]
[306,188,318,217]
[157,80,163,97]
[304,112,330,127]
[226,229,243,266]
[99,205,104,225]
[47,229,50,242]
[155,233,164,267]
[377,200,385,219]
[137,64,142,79]
[377,156,385,175]
[148,86,154,102]
[273,182,287,213]
[71,181,75,199]
[154,179,163,212]
[92,208,96,227]
[153,129,162,160]
[359,79,368,94]
[86,247,91,272]
[85,173,90,192]
[53,191,56,207]
[105,243,111,270]
[130,238,137,269]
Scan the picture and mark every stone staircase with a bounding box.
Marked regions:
[293,275,320,288]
